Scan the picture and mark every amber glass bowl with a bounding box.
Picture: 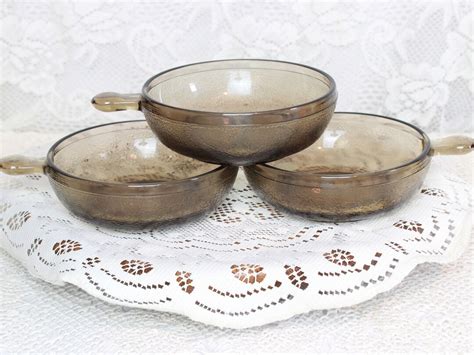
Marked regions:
[0,121,238,226]
[92,59,337,166]
[244,112,473,221]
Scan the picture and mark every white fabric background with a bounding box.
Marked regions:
[1,0,473,352]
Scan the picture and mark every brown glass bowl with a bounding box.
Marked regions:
[91,59,337,166]
[0,121,238,226]
[244,112,473,221]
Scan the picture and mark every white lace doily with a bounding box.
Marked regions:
[0,154,471,329]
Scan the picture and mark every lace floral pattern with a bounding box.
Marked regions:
[324,249,357,267]
[0,1,472,136]
[6,211,31,231]
[385,63,449,126]
[231,264,266,284]
[120,259,153,275]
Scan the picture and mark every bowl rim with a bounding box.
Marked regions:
[141,59,337,124]
[46,120,233,191]
[248,112,432,183]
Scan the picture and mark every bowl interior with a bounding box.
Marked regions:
[267,113,427,174]
[145,60,333,113]
[52,121,218,183]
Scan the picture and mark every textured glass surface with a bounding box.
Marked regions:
[53,122,216,183]
[146,60,332,112]
[269,113,425,173]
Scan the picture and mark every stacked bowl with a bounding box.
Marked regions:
[1,60,472,225]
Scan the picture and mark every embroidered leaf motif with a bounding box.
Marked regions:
[6,211,31,230]
[175,271,194,294]
[52,240,82,255]
[284,265,309,290]
[393,220,424,234]
[82,257,101,268]
[120,259,153,275]
[323,249,356,267]
[231,264,266,284]
[27,238,42,256]
[421,188,447,197]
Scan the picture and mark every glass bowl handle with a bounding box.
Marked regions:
[430,136,474,156]
[0,155,46,175]
[91,92,142,112]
